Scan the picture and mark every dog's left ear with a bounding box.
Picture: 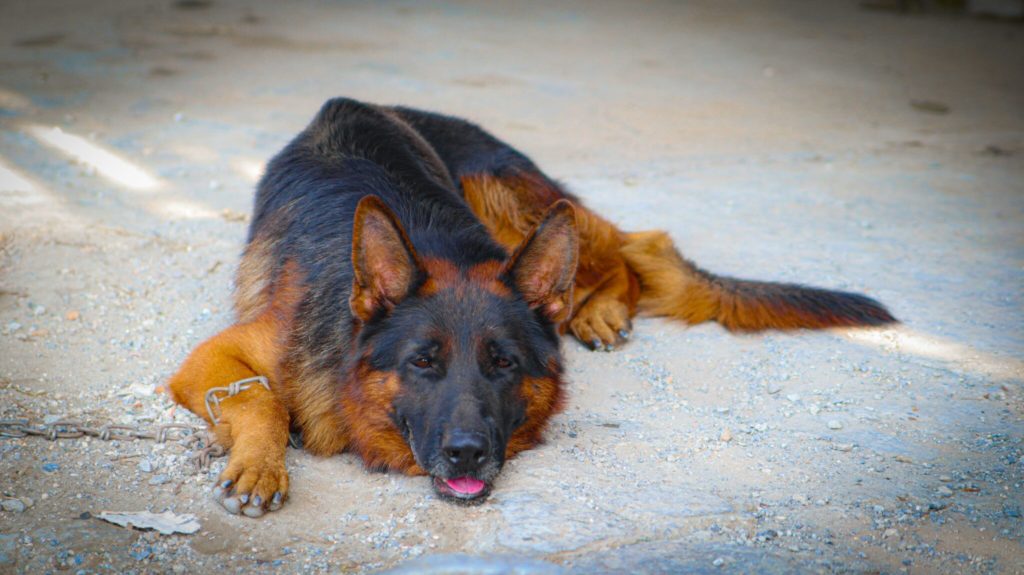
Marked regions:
[350,195,423,321]
[506,199,579,324]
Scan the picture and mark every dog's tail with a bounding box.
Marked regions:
[620,231,896,331]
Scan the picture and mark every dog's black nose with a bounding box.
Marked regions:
[443,430,489,470]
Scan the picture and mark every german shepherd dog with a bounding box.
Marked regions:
[168,97,895,517]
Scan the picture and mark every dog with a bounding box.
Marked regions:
[167,97,895,517]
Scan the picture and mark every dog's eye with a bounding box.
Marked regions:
[411,357,432,369]
[494,357,513,369]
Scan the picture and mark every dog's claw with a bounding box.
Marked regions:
[269,492,284,511]
[590,338,602,351]
[242,495,266,518]
[618,330,630,340]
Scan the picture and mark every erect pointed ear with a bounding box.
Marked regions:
[505,199,579,324]
[350,195,422,322]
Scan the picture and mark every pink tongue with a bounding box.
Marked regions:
[445,476,485,495]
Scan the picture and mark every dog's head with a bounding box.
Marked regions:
[347,195,577,503]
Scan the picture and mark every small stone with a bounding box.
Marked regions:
[138,459,155,473]
[936,486,954,497]
[792,494,808,505]
[6,322,21,332]
[65,310,80,321]
[1,499,26,513]
[712,557,725,567]
[41,463,59,473]
[938,475,953,482]
[832,443,854,452]
[786,393,800,403]
[883,528,898,539]
[1002,505,1021,518]
[767,383,782,395]
[148,474,169,486]
[827,420,843,430]
[32,305,46,316]
[720,428,733,442]
[715,407,730,414]
[808,404,821,416]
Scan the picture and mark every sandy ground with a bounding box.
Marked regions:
[1,1,1022,573]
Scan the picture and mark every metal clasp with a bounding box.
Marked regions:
[203,376,271,424]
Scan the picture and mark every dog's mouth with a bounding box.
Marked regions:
[432,475,491,503]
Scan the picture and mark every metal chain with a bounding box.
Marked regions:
[204,375,271,424]
[1,376,278,472]
[0,418,224,471]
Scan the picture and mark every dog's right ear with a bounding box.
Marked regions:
[506,199,579,325]
[350,196,422,321]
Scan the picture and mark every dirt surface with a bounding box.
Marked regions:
[1,1,1022,573]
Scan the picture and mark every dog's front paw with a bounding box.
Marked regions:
[570,296,632,351]
[212,445,289,518]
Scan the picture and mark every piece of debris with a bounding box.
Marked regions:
[1,498,27,513]
[910,99,950,115]
[65,310,80,321]
[220,209,249,223]
[720,428,733,442]
[96,511,201,535]
[827,420,843,430]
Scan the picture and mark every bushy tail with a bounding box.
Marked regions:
[620,231,896,332]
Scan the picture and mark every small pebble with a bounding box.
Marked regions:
[883,528,898,539]
[766,383,782,395]
[41,463,59,473]
[148,474,169,486]
[938,475,953,482]
[712,557,725,567]
[138,459,155,473]
[786,393,800,403]
[65,310,80,321]
[833,443,854,452]
[936,486,954,497]
[1,499,26,513]
[827,420,843,430]
[720,428,733,442]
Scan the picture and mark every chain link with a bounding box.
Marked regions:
[0,418,223,470]
[204,375,271,424]
[2,376,278,472]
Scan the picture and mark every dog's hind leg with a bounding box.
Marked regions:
[461,171,639,350]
